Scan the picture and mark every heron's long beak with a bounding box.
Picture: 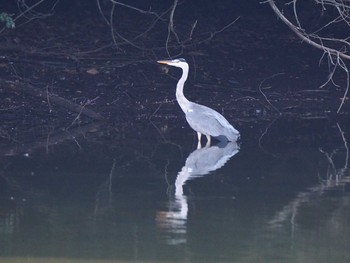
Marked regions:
[157,60,170,65]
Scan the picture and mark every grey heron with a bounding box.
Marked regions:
[157,58,240,146]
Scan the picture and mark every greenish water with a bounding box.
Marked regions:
[0,119,350,263]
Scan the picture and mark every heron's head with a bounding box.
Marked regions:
[157,58,188,69]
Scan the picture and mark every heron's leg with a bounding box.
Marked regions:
[197,132,202,149]
[197,132,202,142]
[205,135,211,147]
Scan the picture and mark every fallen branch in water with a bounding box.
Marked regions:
[0,121,105,156]
[1,79,106,121]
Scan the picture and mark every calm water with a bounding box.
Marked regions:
[0,118,350,263]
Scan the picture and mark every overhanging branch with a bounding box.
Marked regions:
[267,0,350,61]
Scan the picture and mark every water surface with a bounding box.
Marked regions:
[0,118,349,263]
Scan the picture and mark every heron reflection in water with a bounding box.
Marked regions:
[156,141,240,245]
[157,58,240,148]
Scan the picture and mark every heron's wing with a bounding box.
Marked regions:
[186,104,239,137]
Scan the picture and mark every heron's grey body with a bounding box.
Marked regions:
[158,58,239,145]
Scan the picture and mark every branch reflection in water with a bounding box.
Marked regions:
[269,123,349,228]
[156,141,240,245]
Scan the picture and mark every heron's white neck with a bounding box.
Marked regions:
[176,64,191,113]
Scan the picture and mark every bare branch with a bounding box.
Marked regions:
[267,0,350,60]
[266,0,350,112]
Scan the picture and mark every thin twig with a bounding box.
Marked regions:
[189,20,198,40]
[166,0,180,57]
[337,63,349,113]
[337,123,349,169]
[67,96,100,129]
[213,16,240,35]
[258,73,285,113]
[109,0,160,17]
[45,84,53,113]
